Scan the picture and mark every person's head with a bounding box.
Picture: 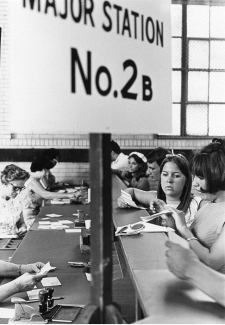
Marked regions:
[147,147,171,181]
[30,156,55,179]
[191,138,225,201]
[43,148,60,165]
[110,140,121,162]
[1,164,29,198]
[127,152,148,181]
[157,154,192,213]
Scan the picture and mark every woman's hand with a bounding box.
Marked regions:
[17,225,27,237]
[117,196,130,208]
[150,198,166,213]
[165,205,187,231]
[21,262,45,274]
[14,272,47,292]
[165,241,199,280]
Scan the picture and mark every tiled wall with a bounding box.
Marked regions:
[0,161,90,186]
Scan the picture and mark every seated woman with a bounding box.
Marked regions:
[41,148,65,190]
[118,154,204,228]
[0,181,26,237]
[166,139,225,274]
[0,260,46,302]
[115,152,150,191]
[1,164,76,230]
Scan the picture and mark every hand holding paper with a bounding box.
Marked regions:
[39,262,56,275]
[118,190,147,209]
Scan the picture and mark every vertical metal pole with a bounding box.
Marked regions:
[0,27,2,71]
[181,5,188,136]
[90,133,112,323]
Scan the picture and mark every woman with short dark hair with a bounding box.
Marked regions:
[167,138,225,273]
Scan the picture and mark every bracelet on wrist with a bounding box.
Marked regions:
[18,264,22,276]
[186,236,199,242]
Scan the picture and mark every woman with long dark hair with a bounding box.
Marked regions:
[118,154,203,228]
[116,152,150,191]
[167,139,225,273]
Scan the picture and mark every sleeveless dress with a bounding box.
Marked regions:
[19,177,44,229]
[190,201,225,274]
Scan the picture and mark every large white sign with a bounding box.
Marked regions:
[9,0,172,134]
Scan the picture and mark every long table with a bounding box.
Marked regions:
[0,204,91,324]
[0,198,135,323]
[1,176,225,324]
[112,174,225,323]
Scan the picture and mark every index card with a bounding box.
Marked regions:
[27,288,41,300]
[0,308,15,318]
[41,277,61,286]
[39,221,51,225]
[65,229,81,233]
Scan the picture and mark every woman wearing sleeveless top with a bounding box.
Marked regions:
[167,139,225,274]
[118,154,204,228]
[1,164,76,230]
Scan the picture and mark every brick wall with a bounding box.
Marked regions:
[0,0,10,137]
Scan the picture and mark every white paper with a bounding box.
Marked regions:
[51,222,63,225]
[85,273,92,282]
[39,221,51,225]
[61,199,71,203]
[121,190,147,209]
[46,214,63,218]
[40,261,56,274]
[60,220,73,224]
[41,217,50,220]
[27,288,41,300]
[65,229,81,233]
[57,189,66,193]
[0,308,15,318]
[38,225,51,229]
[50,200,64,205]
[41,277,61,286]
[140,210,171,222]
[66,188,76,193]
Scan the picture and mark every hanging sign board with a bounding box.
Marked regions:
[9,0,172,134]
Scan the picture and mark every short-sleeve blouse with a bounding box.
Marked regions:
[190,201,225,274]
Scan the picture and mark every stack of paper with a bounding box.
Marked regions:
[121,190,147,209]
[38,220,71,230]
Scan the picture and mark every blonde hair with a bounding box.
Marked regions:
[1,164,29,184]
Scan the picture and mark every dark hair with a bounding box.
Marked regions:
[110,140,121,155]
[191,138,225,194]
[157,154,192,213]
[125,153,148,182]
[147,147,171,166]
[30,156,55,173]
[1,164,29,184]
[43,148,60,161]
